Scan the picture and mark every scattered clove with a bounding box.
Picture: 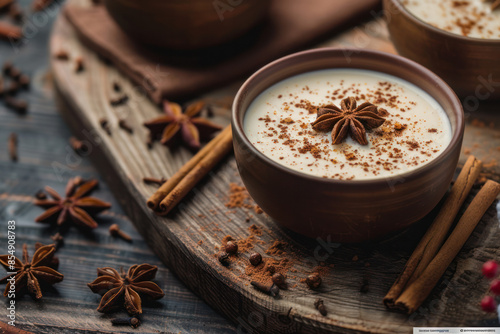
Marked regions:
[111,316,141,328]
[306,273,322,289]
[6,81,19,95]
[99,118,111,135]
[217,251,229,266]
[8,3,23,22]
[118,119,133,133]
[110,94,128,106]
[142,177,167,186]
[5,96,28,113]
[314,299,327,316]
[35,190,47,200]
[2,61,13,76]
[112,81,121,92]
[225,241,238,255]
[18,74,30,89]
[69,136,88,154]
[74,56,84,73]
[109,224,132,242]
[272,273,287,289]
[7,66,21,80]
[54,49,69,60]
[249,252,262,266]
[50,233,64,250]
[251,281,279,297]
[8,132,17,161]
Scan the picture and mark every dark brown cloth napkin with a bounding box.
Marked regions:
[65,0,380,104]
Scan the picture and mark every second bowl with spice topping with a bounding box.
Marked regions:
[383,0,500,99]
[232,48,464,242]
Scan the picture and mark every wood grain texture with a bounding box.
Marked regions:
[49,1,500,334]
[0,0,235,333]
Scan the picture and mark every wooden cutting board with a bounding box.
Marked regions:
[50,7,500,334]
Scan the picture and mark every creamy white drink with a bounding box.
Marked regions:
[401,0,500,39]
[243,69,452,181]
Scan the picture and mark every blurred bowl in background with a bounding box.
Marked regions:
[104,0,270,50]
[383,0,500,100]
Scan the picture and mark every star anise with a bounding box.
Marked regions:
[144,100,222,150]
[311,97,385,145]
[34,177,111,229]
[0,244,63,299]
[87,264,164,315]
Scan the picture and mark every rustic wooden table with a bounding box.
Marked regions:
[2,0,500,333]
[0,1,236,333]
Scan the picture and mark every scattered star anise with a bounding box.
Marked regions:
[0,244,63,299]
[311,96,385,145]
[34,177,111,229]
[87,264,165,315]
[143,100,222,150]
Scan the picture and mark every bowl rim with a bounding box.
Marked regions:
[386,0,500,43]
[232,47,464,186]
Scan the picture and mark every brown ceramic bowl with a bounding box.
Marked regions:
[104,0,270,50]
[383,0,500,100]
[232,48,464,243]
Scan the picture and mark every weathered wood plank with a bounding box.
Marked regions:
[0,1,236,333]
[49,1,500,333]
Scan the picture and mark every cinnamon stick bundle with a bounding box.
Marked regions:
[384,156,483,307]
[396,180,500,313]
[147,125,232,215]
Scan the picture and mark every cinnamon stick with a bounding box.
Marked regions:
[384,156,482,307]
[396,180,500,313]
[156,126,233,215]
[0,21,21,40]
[147,125,231,211]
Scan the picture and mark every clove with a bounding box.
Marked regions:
[50,233,64,250]
[8,132,17,161]
[142,177,167,186]
[8,3,23,22]
[251,281,279,297]
[111,316,140,328]
[54,49,69,60]
[99,118,111,135]
[118,119,133,133]
[74,56,84,73]
[314,299,327,316]
[110,94,128,106]
[5,96,28,114]
[109,224,132,242]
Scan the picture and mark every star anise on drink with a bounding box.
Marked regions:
[34,177,111,229]
[0,244,64,299]
[143,100,222,150]
[311,97,385,145]
[87,264,165,315]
